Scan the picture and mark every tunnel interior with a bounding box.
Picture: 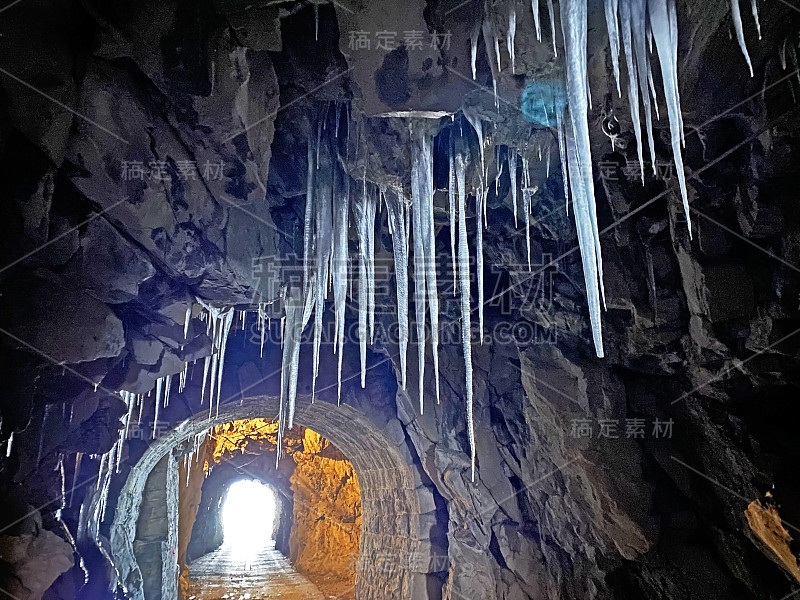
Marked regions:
[179,417,362,599]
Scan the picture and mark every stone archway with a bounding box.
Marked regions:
[110,395,443,600]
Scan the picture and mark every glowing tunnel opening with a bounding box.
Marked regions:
[221,479,277,560]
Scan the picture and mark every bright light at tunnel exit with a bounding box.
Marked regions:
[222,479,277,560]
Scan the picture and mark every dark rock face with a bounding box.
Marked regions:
[0,1,799,600]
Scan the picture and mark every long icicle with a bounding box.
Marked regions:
[449,135,458,290]
[730,0,754,76]
[560,0,605,357]
[532,0,542,40]
[509,149,519,227]
[456,151,476,482]
[649,0,692,234]
[410,122,440,409]
[619,0,645,184]
[603,0,622,95]
[332,135,350,403]
[355,175,370,387]
[386,188,409,389]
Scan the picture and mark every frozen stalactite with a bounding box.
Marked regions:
[471,26,479,79]
[410,122,440,410]
[385,187,410,389]
[631,0,658,177]
[280,289,305,449]
[455,152,476,482]
[649,0,692,234]
[332,153,350,403]
[619,0,645,184]
[532,0,542,40]
[509,149,519,227]
[199,301,235,416]
[556,113,570,215]
[730,0,754,76]
[304,134,316,297]
[355,176,377,388]
[508,5,517,73]
[604,0,622,95]
[560,0,606,357]
[184,304,192,340]
[153,377,162,438]
[463,111,486,341]
[751,0,761,39]
[522,156,534,269]
[69,452,82,507]
[6,431,13,458]
[311,118,334,402]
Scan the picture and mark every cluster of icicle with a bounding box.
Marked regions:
[291,106,481,479]
[86,0,715,487]
[98,300,236,500]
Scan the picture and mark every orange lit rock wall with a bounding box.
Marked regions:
[289,428,361,598]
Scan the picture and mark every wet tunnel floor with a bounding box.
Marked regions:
[186,543,327,600]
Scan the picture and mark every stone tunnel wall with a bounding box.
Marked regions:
[109,396,440,600]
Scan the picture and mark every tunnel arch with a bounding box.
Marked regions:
[110,394,443,600]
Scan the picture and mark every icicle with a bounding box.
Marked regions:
[751,0,761,40]
[522,156,533,269]
[647,62,661,120]
[631,0,657,176]
[547,0,558,57]
[455,153,476,482]
[6,431,13,457]
[604,0,622,95]
[780,39,787,70]
[556,115,570,215]
[366,191,377,344]
[281,290,305,432]
[509,150,519,227]
[649,0,692,234]
[123,391,135,441]
[184,304,192,340]
[619,0,645,184]
[449,139,458,290]
[560,0,605,357]
[508,5,517,74]
[532,0,542,40]
[464,113,486,344]
[163,375,172,408]
[730,0,754,76]
[385,188,409,389]
[410,123,440,410]
[471,26,479,79]
[476,184,485,344]
[332,151,350,403]
[482,5,501,107]
[314,2,319,41]
[153,377,163,438]
[311,117,334,402]
[69,452,82,507]
[354,176,376,388]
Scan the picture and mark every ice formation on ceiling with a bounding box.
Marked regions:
[105,0,765,485]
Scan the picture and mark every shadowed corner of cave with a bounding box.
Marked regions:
[177,419,362,600]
